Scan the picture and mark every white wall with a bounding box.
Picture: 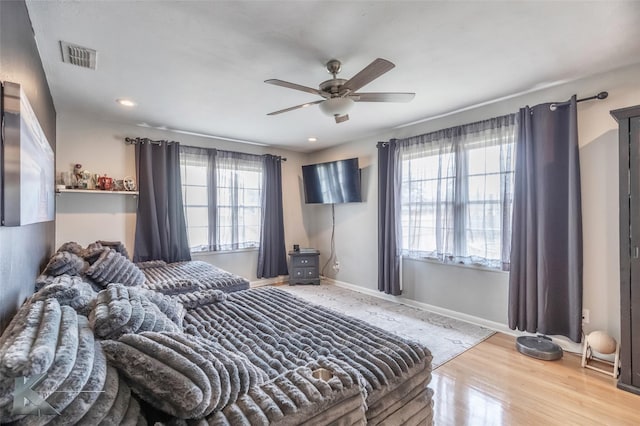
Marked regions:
[307,62,640,341]
[55,114,310,280]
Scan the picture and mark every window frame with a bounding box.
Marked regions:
[398,118,516,270]
[180,148,263,253]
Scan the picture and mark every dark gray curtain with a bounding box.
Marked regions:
[378,140,402,295]
[134,141,191,263]
[508,96,583,342]
[257,155,288,278]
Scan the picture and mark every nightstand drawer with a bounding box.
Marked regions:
[292,256,317,267]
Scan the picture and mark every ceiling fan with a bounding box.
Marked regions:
[265,58,415,123]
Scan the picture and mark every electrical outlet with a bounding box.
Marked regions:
[332,261,340,272]
[582,309,590,324]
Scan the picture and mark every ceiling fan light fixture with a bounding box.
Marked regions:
[116,98,136,107]
[319,97,354,117]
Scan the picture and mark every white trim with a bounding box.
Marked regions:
[136,122,268,146]
[403,256,509,275]
[323,277,584,354]
[192,247,259,256]
[393,79,568,129]
[251,276,288,288]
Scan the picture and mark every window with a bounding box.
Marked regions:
[180,147,263,252]
[182,159,209,250]
[399,115,516,269]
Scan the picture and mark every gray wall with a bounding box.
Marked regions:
[0,0,56,332]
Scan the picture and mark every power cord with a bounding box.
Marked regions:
[321,204,337,277]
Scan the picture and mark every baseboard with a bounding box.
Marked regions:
[250,276,288,288]
[617,381,640,396]
[322,277,584,354]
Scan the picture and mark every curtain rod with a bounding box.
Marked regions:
[124,137,286,161]
[549,91,608,111]
[125,137,177,145]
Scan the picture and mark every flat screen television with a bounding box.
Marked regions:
[302,158,362,204]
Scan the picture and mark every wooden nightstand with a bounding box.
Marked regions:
[288,249,320,285]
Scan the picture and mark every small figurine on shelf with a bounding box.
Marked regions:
[61,171,72,189]
[73,164,85,189]
[82,170,93,189]
[98,174,113,191]
[123,177,136,191]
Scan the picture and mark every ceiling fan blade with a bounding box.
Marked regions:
[340,58,395,93]
[267,100,323,116]
[265,79,327,97]
[351,92,415,102]
[335,114,349,124]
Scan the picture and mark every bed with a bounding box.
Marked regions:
[0,241,433,425]
[138,260,250,294]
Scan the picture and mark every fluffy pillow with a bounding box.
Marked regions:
[0,299,63,379]
[0,306,92,423]
[83,244,106,264]
[85,248,145,287]
[97,240,130,260]
[173,289,227,309]
[89,284,181,339]
[143,279,202,295]
[102,332,266,419]
[133,287,185,328]
[43,251,87,277]
[56,241,85,257]
[0,292,142,425]
[32,274,97,316]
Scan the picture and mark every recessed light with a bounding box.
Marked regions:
[308,137,317,142]
[116,98,136,107]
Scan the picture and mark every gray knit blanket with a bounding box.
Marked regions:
[138,261,250,294]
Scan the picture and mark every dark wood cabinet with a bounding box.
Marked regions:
[288,249,320,285]
[612,105,640,395]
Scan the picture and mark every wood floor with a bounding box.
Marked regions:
[431,333,640,425]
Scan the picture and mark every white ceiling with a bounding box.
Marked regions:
[26,1,640,152]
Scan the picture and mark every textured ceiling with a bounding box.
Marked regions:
[25,1,640,152]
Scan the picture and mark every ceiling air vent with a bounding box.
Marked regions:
[60,41,97,70]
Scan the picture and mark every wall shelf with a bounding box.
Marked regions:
[56,189,138,196]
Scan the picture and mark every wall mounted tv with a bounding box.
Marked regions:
[302,157,362,204]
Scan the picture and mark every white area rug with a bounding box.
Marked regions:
[280,283,494,369]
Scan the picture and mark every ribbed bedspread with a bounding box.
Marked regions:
[183,287,433,423]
